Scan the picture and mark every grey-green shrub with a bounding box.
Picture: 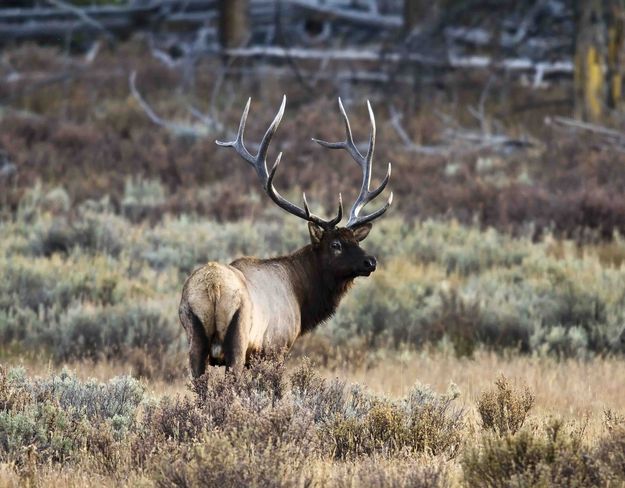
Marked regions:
[462,421,605,488]
[5,183,625,360]
[28,211,128,257]
[153,358,461,486]
[10,368,145,423]
[122,177,166,222]
[51,301,181,361]
[0,367,144,465]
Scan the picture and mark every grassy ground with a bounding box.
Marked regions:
[1,350,624,487]
[2,186,625,486]
[6,348,624,430]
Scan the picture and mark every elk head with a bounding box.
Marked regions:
[216,96,393,281]
[308,224,376,279]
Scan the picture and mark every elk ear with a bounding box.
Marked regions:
[308,222,324,245]
[352,223,372,242]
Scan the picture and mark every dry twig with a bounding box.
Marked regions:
[546,116,625,153]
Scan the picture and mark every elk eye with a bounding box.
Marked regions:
[331,241,342,252]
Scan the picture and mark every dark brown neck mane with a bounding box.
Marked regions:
[274,245,353,333]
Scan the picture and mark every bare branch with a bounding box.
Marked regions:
[546,116,625,152]
[129,71,208,139]
[390,102,534,156]
[288,0,402,29]
[46,0,116,42]
[506,0,550,47]
[388,105,450,155]
[220,46,573,82]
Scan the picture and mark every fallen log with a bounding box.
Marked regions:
[0,19,133,42]
[220,45,573,77]
[288,0,402,28]
[546,116,625,152]
[0,0,220,43]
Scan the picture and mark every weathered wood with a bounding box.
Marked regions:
[220,45,573,77]
[0,19,133,42]
[218,0,249,48]
[547,115,625,151]
[0,0,219,43]
[0,4,157,21]
[0,0,579,90]
[403,0,422,34]
[289,0,401,28]
[574,0,625,121]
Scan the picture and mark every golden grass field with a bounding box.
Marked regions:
[2,348,624,487]
[3,192,625,485]
[8,348,624,431]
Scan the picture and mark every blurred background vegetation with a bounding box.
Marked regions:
[5,180,625,381]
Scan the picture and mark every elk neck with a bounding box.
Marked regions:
[280,244,353,333]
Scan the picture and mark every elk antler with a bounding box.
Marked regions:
[216,96,343,229]
[312,98,393,228]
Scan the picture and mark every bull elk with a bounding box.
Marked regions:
[179,96,393,376]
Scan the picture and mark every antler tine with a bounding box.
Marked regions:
[266,155,343,229]
[304,192,343,228]
[351,190,394,227]
[217,96,343,230]
[256,95,286,179]
[313,98,393,228]
[216,97,255,165]
[312,97,365,165]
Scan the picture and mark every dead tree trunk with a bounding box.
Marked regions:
[218,0,249,49]
[574,0,625,121]
[403,0,423,35]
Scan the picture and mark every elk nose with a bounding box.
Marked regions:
[364,257,377,271]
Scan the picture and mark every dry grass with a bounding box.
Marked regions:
[316,350,625,486]
[318,349,625,425]
[5,348,625,436]
[9,348,625,424]
[2,350,625,487]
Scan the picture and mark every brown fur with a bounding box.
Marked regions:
[179,223,375,376]
[279,243,353,332]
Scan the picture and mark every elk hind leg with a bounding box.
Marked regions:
[223,308,248,374]
[180,305,209,378]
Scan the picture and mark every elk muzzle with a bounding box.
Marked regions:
[360,255,377,276]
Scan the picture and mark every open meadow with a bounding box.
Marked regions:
[3,180,625,486]
[2,345,625,486]
[2,15,625,486]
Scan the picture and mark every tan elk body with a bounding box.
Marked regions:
[179,97,393,376]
